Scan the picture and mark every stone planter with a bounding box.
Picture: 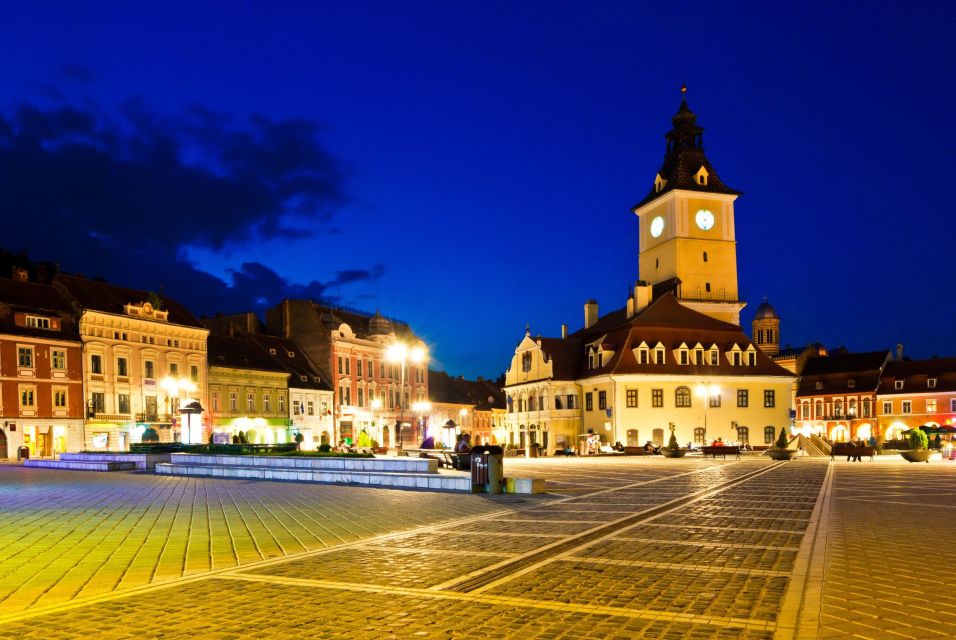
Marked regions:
[767,448,798,461]
[900,449,931,463]
[661,448,688,458]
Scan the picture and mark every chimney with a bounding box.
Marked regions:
[584,300,598,329]
[11,267,28,282]
[561,324,568,339]
[283,300,291,338]
[896,343,904,361]
[628,281,653,318]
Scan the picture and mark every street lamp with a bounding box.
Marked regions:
[387,341,427,449]
[695,383,720,444]
[161,376,198,443]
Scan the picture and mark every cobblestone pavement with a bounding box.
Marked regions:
[0,456,841,638]
[802,457,956,640]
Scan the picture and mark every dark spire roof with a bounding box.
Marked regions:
[754,297,778,320]
[633,90,741,209]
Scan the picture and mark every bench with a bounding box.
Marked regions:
[623,447,657,456]
[701,446,741,459]
[554,449,576,457]
[831,443,875,460]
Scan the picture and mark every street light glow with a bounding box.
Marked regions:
[370,398,382,410]
[409,345,426,363]
[386,342,407,362]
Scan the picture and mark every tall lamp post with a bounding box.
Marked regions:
[386,342,427,449]
[695,383,720,445]
[161,376,198,444]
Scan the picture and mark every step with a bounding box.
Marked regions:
[156,462,470,491]
[168,453,438,474]
[59,453,171,469]
[24,459,137,472]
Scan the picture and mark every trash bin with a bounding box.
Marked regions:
[528,444,539,458]
[471,445,504,494]
[17,446,29,461]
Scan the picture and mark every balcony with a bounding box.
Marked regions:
[136,413,173,424]
[90,413,132,422]
[678,289,740,303]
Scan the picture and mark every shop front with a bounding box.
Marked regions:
[211,416,291,444]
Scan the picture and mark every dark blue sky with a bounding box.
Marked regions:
[1,2,954,377]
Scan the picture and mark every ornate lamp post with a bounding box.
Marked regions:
[695,383,720,445]
[161,376,198,443]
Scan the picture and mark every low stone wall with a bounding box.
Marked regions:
[60,452,171,469]
[168,453,438,474]
[25,459,137,472]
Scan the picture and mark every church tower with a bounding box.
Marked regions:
[752,298,780,355]
[632,88,746,325]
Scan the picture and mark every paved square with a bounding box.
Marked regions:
[0,455,953,638]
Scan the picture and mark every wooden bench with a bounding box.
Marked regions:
[623,447,653,456]
[831,443,875,460]
[701,446,741,459]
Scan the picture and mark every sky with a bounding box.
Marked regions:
[0,1,954,378]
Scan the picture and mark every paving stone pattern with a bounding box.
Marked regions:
[14,455,951,639]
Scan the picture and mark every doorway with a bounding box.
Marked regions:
[0,429,6,458]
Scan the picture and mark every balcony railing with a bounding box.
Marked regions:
[136,413,173,423]
[90,412,132,422]
[678,289,740,303]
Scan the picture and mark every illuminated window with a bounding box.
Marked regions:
[247,393,255,411]
[737,389,749,408]
[902,401,911,414]
[51,349,66,370]
[764,426,775,444]
[652,389,663,407]
[212,393,220,411]
[675,386,691,407]
[764,389,775,408]
[626,389,638,408]
[585,393,593,411]
[263,394,271,412]
[928,378,937,389]
[54,389,67,408]
[927,399,937,413]
[883,401,892,414]
[229,392,238,411]
[694,427,706,444]
[18,347,34,368]
[26,316,51,329]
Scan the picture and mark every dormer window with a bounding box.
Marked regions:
[815,381,823,390]
[288,351,295,357]
[695,166,709,185]
[709,346,719,365]
[300,375,307,382]
[25,316,51,329]
[654,173,667,193]
[679,350,688,365]
[847,379,855,388]
[637,343,650,364]
[928,378,937,389]
[654,344,666,364]
[693,347,704,364]
[895,380,904,390]
[269,349,277,355]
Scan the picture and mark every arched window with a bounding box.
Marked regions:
[626,429,639,446]
[694,427,706,445]
[764,426,775,444]
[652,428,664,446]
[675,386,692,407]
[703,251,708,262]
[521,352,532,372]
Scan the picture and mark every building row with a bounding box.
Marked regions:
[0,266,498,458]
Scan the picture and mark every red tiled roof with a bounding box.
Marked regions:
[55,274,205,328]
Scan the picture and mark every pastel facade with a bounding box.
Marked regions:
[0,275,84,457]
[877,357,956,441]
[55,275,208,451]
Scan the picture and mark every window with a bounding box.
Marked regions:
[144,360,155,379]
[626,389,638,408]
[212,392,220,411]
[694,427,706,445]
[652,389,664,408]
[703,251,708,262]
[90,392,105,414]
[834,399,843,418]
[764,389,775,408]
[293,399,301,415]
[279,395,286,413]
[598,391,607,410]
[555,396,563,410]
[51,349,66,369]
[638,348,649,364]
[169,363,178,376]
[862,399,871,417]
[652,428,664,446]
[894,380,903,390]
[263,394,272,412]
[951,398,956,412]
[747,351,756,366]
[847,379,856,388]
[764,426,775,444]
[307,400,314,415]
[54,389,67,408]
[585,393,593,411]
[379,363,385,378]
[90,354,102,374]
[21,388,35,407]
[247,392,255,412]
[18,347,34,368]
[709,394,721,408]
[927,399,937,413]
[357,360,363,377]
[118,394,130,414]
[566,394,576,410]
[190,365,199,382]
[705,282,711,293]
[679,350,688,365]
[732,352,741,366]
[737,425,750,445]
[345,358,351,375]
[588,351,597,370]
[655,348,665,364]
[675,386,691,407]
[928,378,937,389]
[883,400,892,414]
[694,348,703,364]
[358,388,365,407]
[117,357,128,377]
[521,352,532,372]
[902,401,912,414]
[338,357,343,374]
[737,389,749,408]
[710,349,719,365]
[815,381,823,390]
[26,316,51,329]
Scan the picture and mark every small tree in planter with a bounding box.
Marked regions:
[767,426,797,461]
[901,428,931,463]
[293,432,304,450]
[661,424,687,458]
[141,427,160,443]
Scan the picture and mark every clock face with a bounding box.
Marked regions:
[695,209,715,231]
[650,216,664,238]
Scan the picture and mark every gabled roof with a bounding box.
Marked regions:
[0,277,80,340]
[536,337,583,381]
[428,370,507,411]
[208,334,290,375]
[879,357,956,395]
[55,274,205,328]
[313,302,416,342]
[251,334,332,391]
[797,351,891,397]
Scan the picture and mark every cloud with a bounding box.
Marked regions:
[0,95,380,314]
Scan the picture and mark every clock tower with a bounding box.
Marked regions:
[632,89,746,325]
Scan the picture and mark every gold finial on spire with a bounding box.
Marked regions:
[681,84,687,95]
